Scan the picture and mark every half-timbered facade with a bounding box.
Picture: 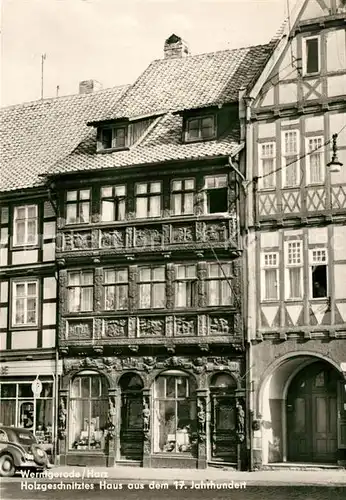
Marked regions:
[44,35,277,469]
[0,83,127,460]
[243,0,346,468]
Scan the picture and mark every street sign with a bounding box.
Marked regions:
[31,379,42,397]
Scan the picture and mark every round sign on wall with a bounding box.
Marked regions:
[31,379,43,397]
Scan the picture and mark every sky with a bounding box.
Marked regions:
[1,0,291,107]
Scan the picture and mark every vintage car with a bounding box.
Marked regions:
[0,426,49,477]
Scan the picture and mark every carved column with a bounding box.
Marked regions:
[58,270,68,343]
[142,389,151,468]
[197,262,207,308]
[94,267,103,313]
[166,263,175,309]
[128,265,138,313]
[196,389,208,469]
[57,391,68,461]
[107,389,118,466]
[235,395,246,470]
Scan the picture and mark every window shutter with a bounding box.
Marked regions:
[337,380,346,449]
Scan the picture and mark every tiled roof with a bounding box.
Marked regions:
[53,113,243,175]
[89,44,274,123]
[0,85,129,193]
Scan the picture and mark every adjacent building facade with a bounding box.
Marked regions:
[243,0,346,467]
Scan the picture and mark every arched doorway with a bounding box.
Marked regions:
[287,360,339,463]
[209,372,237,463]
[119,373,143,460]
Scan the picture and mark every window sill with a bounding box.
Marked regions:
[184,137,217,145]
[309,297,328,301]
[11,324,38,330]
[97,147,129,154]
[11,244,39,251]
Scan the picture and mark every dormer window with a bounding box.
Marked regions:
[185,115,216,142]
[98,126,127,151]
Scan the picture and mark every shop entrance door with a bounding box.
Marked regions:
[287,361,339,463]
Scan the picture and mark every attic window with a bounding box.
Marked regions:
[98,126,126,151]
[304,37,320,75]
[185,115,216,142]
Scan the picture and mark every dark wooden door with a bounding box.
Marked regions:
[120,395,143,460]
[287,361,339,463]
[210,395,237,462]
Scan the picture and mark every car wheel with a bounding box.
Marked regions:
[0,453,15,477]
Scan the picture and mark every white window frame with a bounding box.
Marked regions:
[12,279,39,327]
[258,142,276,190]
[261,252,279,301]
[67,270,94,312]
[66,189,91,225]
[13,205,38,247]
[309,248,328,299]
[282,130,300,187]
[171,178,195,216]
[135,181,162,219]
[303,35,320,76]
[284,240,303,300]
[100,185,126,222]
[305,136,325,185]
[175,264,197,308]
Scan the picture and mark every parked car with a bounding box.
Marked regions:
[0,426,49,477]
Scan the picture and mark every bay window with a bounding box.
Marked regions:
[13,205,38,246]
[206,263,232,306]
[135,182,161,218]
[12,280,38,326]
[66,189,91,224]
[175,264,197,308]
[68,270,93,312]
[153,372,197,454]
[138,266,166,309]
[104,268,128,310]
[101,185,126,221]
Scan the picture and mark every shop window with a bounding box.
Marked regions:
[138,266,166,309]
[68,270,93,312]
[66,189,91,224]
[0,381,54,453]
[175,264,197,308]
[101,185,126,221]
[171,179,195,215]
[310,248,328,298]
[13,205,38,246]
[135,182,161,218]
[69,373,108,451]
[203,174,228,214]
[153,371,197,454]
[206,263,232,306]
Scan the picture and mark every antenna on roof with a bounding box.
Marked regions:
[41,54,46,100]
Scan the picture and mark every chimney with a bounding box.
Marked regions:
[164,34,190,59]
[79,79,102,94]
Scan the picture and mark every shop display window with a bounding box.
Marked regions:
[69,373,108,451]
[153,371,197,454]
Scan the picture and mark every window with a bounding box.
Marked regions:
[310,248,328,298]
[101,185,126,221]
[175,264,197,308]
[13,205,38,246]
[262,252,279,300]
[185,115,216,142]
[68,271,93,312]
[135,182,161,218]
[138,266,165,309]
[285,241,303,299]
[66,189,91,224]
[306,137,324,184]
[12,280,38,326]
[104,268,128,310]
[259,143,276,189]
[69,374,108,451]
[206,263,232,306]
[204,174,228,214]
[304,37,320,75]
[99,126,126,150]
[283,131,300,187]
[171,179,195,215]
[153,372,197,454]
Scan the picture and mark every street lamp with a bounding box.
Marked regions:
[327,133,343,173]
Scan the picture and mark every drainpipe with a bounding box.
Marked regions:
[53,348,59,464]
